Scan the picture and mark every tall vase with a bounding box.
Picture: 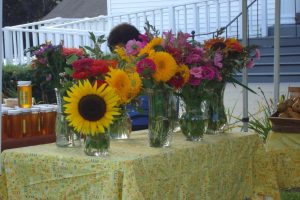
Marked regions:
[55,88,81,147]
[84,132,110,156]
[146,88,173,147]
[109,106,132,139]
[206,82,227,134]
[180,99,208,141]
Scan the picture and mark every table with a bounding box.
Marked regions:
[0,131,280,200]
[266,131,300,189]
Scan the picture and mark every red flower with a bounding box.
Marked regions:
[96,79,106,87]
[72,58,94,70]
[168,73,185,89]
[62,47,84,57]
[72,70,90,79]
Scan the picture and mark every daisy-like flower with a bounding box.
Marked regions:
[189,67,203,79]
[149,51,177,82]
[106,69,142,104]
[63,80,120,135]
[125,39,144,56]
[214,51,223,68]
[138,37,163,56]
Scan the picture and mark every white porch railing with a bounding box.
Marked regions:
[2,0,277,65]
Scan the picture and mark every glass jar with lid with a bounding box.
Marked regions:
[7,109,23,138]
[20,108,32,137]
[30,107,41,136]
[40,106,56,135]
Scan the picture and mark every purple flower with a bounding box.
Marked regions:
[189,67,203,78]
[125,39,143,55]
[138,34,149,45]
[246,59,255,69]
[213,51,223,68]
[46,74,52,81]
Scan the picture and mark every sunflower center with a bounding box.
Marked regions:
[78,94,106,121]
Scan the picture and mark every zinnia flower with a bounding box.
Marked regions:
[136,58,156,77]
[189,67,203,79]
[200,66,216,80]
[149,52,177,82]
[72,58,94,71]
[246,59,255,69]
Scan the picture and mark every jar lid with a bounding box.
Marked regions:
[8,109,21,115]
[19,108,31,113]
[17,81,31,86]
[40,106,54,112]
[1,107,13,114]
[31,107,40,113]
[288,87,300,92]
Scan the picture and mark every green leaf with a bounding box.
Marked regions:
[66,54,78,65]
[64,67,74,76]
[227,77,257,94]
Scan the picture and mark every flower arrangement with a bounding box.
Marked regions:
[27,42,84,103]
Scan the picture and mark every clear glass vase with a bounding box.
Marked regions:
[180,100,208,141]
[206,82,227,134]
[84,133,110,156]
[55,88,81,147]
[109,106,132,139]
[146,88,173,147]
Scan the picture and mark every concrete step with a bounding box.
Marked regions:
[257,53,300,63]
[248,36,300,47]
[249,62,300,73]
[234,73,300,83]
[258,46,300,54]
[268,24,300,37]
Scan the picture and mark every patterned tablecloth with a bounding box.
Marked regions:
[266,131,300,189]
[0,131,280,200]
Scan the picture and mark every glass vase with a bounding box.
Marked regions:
[55,88,81,147]
[180,100,208,141]
[206,82,227,134]
[84,133,110,156]
[146,88,173,147]
[109,106,132,139]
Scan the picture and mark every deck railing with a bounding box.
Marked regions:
[2,0,279,64]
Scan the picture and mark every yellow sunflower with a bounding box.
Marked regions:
[106,69,142,104]
[114,46,132,63]
[63,80,120,136]
[138,37,163,56]
[178,64,190,84]
[149,51,177,82]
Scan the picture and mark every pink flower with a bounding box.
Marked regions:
[189,67,203,78]
[213,51,223,68]
[136,58,156,77]
[246,59,255,69]
[200,66,216,80]
[125,39,143,55]
[138,34,149,45]
[46,74,52,81]
[255,49,261,60]
[62,47,84,57]
[188,75,201,86]
[186,54,201,64]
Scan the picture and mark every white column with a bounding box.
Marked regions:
[281,0,295,24]
[242,0,248,132]
[0,0,3,173]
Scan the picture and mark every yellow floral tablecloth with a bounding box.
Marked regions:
[266,131,300,189]
[0,131,280,200]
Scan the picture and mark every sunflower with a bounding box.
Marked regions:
[149,51,177,82]
[106,69,142,104]
[114,46,132,63]
[178,64,190,84]
[63,80,120,135]
[138,37,163,56]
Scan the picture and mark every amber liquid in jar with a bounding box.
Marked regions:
[31,107,41,136]
[17,81,32,108]
[21,108,32,137]
[2,112,8,140]
[40,106,56,135]
[7,110,23,138]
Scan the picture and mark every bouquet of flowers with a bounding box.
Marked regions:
[203,36,260,133]
[28,42,84,103]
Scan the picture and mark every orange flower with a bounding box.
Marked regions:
[204,38,225,50]
[225,38,243,53]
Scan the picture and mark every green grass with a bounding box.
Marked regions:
[281,189,300,200]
